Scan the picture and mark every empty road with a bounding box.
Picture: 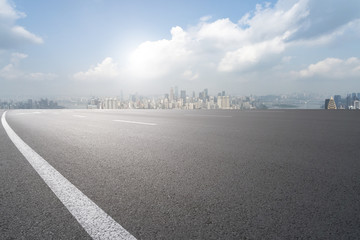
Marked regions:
[1,109,360,239]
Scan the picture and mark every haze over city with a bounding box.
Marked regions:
[1,0,360,97]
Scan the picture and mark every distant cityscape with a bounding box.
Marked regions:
[324,93,360,110]
[0,98,64,110]
[1,88,360,110]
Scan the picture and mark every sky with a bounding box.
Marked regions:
[0,0,360,97]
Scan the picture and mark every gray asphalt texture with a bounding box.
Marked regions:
[1,109,360,239]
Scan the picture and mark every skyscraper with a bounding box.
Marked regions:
[170,87,174,102]
[175,86,179,100]
[325,99,330,109]
[223,96,230,109]
[346,94,352,109]
[334,95,341,109]
[180,90,186,103]
[326,97,336,110]
[354,100,360,109]
[217,96,222,109]
[204,88,208,101]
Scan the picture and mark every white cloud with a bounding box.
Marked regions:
[121,0,312,79]
[73,0,360,94]
[218,36,287,72]
[126,26,192,80]
[200,15,212,22]
[293,57,360,78]
[27,72,57,81]
[11,26,43,44]
[73,57,121,81]
[0,52,56,81]
[0,0,43,49]
[10,52,28,63]
[292,19,360,47]
[183,69,199,81]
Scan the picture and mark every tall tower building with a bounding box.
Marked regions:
[326,97,337,110]
[325,99,330,109]
[223,96,230,109]
[346,94,352,109]
[217,96,223,109]
[170,87,174,102]
[204,88,208,101]
[175,86,179,100]
[354,100,360,109]
[334,95,341,109]
[180,90,186,104]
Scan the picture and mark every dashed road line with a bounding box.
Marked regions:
[15,111,43,115]
[73,115,87,118]
[113,119,157,126]
[1,111,136,240]
[184,114,232,118]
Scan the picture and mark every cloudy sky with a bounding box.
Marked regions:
[1,0,360,97]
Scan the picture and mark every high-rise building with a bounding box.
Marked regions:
[199,92,203,100]
[326,97,336,110]
[204,88,208,101]
[346,94,352,109]
[27,99,33,109]
[175,86,179,100]
[217,96,222,109]
[325,99,330,109]
[223,96,230,109]
[354,100,360,109]
[334,95,341,109]
[180,90,186,104]
[170,87,174,102]
[352,93,357,100]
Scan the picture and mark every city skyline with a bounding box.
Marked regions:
[3,86,360,110]
[1,0,360,96]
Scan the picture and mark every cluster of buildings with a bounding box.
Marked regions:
[325,93,360,109]
[0,98,63,109]
[2,91,359,110]
[88,88,260,110]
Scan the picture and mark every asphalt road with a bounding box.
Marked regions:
[1,109,360,239]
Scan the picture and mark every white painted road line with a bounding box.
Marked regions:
[184,114,232,118]
[15,112,43,115]
[113,119,157,126]
[73,114,87,118]
[1,112,136,240]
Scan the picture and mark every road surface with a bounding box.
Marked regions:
[1,109,360,239]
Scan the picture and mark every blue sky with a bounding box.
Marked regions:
[0,0,360,97]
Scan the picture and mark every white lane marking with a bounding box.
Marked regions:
[184,114,232,118]
[113,120,157,126]
[1,112,136,240]
[73,114,87,118]
[15,112,43,115]
[247,110,285,113]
